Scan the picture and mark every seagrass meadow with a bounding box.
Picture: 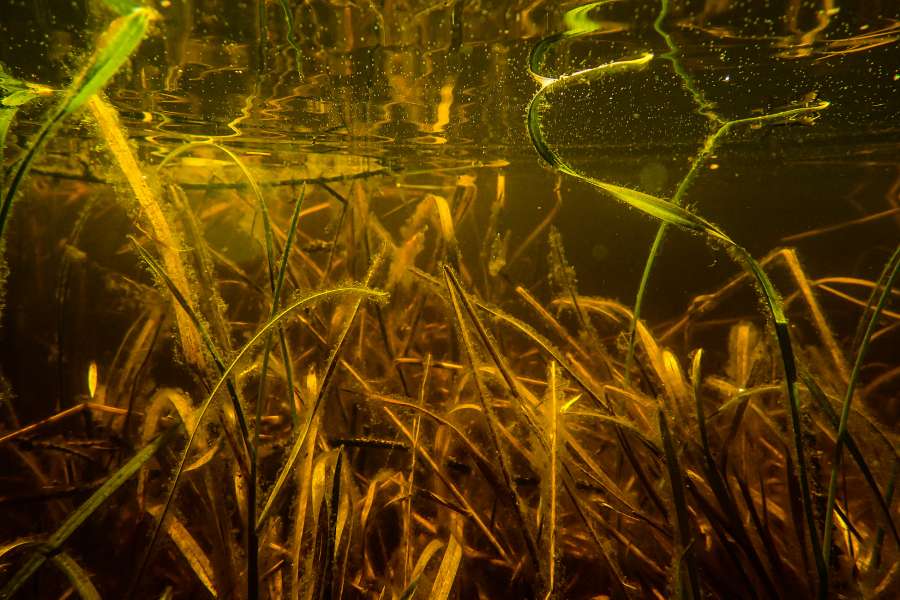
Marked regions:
[0,0,898,598]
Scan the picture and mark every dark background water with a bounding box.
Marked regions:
[1,0,898,413]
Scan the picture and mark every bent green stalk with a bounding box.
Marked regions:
[822,244,900,570]
[0,7,155,239]
[631,2,829,384]
[525,10,827,594]
[257,251,387,530]
[129,284,387,596]
[627,102,828,382]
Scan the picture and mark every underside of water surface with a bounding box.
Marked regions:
[0,1,898,599]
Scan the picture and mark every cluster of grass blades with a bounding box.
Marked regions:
[1,144,897,598]
[0,1,897,599]
[526,1,895,598]
[0,0,155,331]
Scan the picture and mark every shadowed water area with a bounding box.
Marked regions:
[0,1,898,599]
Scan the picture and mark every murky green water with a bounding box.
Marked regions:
[1,1,898,598]
[3,0,897,301]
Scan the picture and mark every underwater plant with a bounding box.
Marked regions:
[0,1,897,599]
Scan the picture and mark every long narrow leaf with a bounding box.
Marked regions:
[822,244,900,568]
[0,426,178,599]
[802,372,900,549]
[0,8,155,237]
[130,284,386,595]
[257,252,386,530]
[659,409,701,600]
[442,265,542,577]
[50,551,102,600]
[429,536,462,600]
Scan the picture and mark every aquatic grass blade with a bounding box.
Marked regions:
[49,551,103,600]
[258,184,306,433]
[277,0,303,79]
[398,538,444,600]
[442,265,542,578]
[129,284,386,596]
[0,541,104,600]
[442,265,542,436]
[129,236,251,455]
[659,410,701,600]
[869,460,898,570]
[1,69,53,174]
[850,245,900,356]
[0,7,155,238]
[90,95,207,367]
[0,426,179,600]
[822,244,900,569]
[158,141,298,439]
[102,0,143,16]
[412,267,670,519]
[147,505,219,597]
[404,354,431,585]
[557,463,631,597]
[257,252,387,530]
[0,109,15,171]
[429,536,463,600]
[312,449,344,600]
[545,361,561,600]
[288,417,318,600]
[801,372,900,549]
[66,10,155,111]
[374,398,513,563]
[627,0,827,385]
[691,352,786,596]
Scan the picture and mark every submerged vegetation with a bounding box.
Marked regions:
[0,1,897,599]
